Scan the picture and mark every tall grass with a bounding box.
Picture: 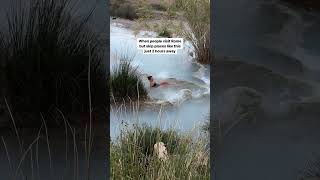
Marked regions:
[0,0,107,125]
[110,57,148,102]
[120,124,182,156]
[179,0,211,64]
[150,3,167,11]
[111,124,210,179]
[0,0,104,179]
[1,100,102,179]
[158,26,172,38]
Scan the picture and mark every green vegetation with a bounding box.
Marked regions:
[158,26,172,37]
[111,124,210,179]
[150,3,167,11]
[118,124,182,156]
[0,0,107,126]
[110,0,212,64]
[178,0,211,64]
[135,0,154,19]
[173,0,185,9]
[110,0,153,20]
[202,118,210,133]
[110,58,148,102]
[110,0,138,20]
[167,5,178,18]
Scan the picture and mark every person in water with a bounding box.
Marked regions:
[147,76,169,88]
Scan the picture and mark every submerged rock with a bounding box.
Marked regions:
[213,86,262,136]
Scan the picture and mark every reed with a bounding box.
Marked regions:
[179,0,211,64]
[0,0,107,125]
[110,57,148,102]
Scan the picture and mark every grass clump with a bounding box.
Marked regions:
[158,27,172,38]
[150,3,167,11]
[174,0,185,9]
[179,0,211,64]
[0,0,107,126]
[110,58,148,102]
[120,124,182,156]
[167,6,178,18]
[111,124,210,179]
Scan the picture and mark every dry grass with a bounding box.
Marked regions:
[178,0,211,64]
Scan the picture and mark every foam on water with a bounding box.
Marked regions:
[110,22,210,138]
[110,23,210,106]
[146,77,209,106]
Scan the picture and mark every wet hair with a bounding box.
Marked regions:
[147,76,152,80]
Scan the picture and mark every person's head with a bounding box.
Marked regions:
[147,75,153,81]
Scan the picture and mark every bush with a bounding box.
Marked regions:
[1,0,107,125]
[110,58,148,102]
[110,0,138,20]
[111,124,210,179]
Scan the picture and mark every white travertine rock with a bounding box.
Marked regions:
[154,142,168,161]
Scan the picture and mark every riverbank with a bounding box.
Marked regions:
[111,16,184,38]
[111,123,209,179]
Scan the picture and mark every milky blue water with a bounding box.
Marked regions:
[110,21,210,139]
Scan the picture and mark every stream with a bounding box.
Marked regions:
[214,0,320,72]
[214,0,320,179]
[110,21,210,139]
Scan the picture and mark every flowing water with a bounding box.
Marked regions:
[215,0,320,179]
[110,21,210,139]
[214,0,320,72]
